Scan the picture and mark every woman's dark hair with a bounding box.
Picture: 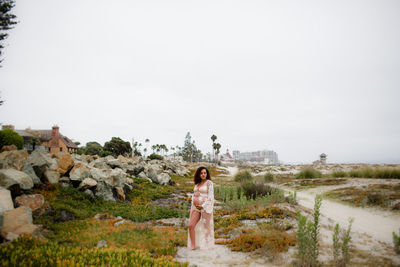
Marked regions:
[194,166,211,184]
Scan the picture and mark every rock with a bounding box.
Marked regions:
[96,240,108,248]
[0,169,34,190]
[56,153,74,175]
[104,168,126,187]
[70,162,91,181]
[106,158,121,168]
[78,178,97,189]
[114,186,125,201]
[49,158,58,171]
[43,170,60,184]
[0,206,35,238]
[125,177,134,186]
[0,150,29,171]
[94,213,109,220]
[138,171,152,183]
[59,210,75,222]
[147,166,159,183]
[22,163,42,185]
[0,144,18,152]
[117,155,130,163]
[90,158,108,169]
[84,189,95,198]
[157,173,172,185]
[14,194,45,218]
[26,150,52,179]
[90,168,108,182]
[0,187,14,213]
[4,232,19,241]
[95,182,115,202]
[114,219,126,227]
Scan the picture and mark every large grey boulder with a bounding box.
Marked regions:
[43,170,60,184]
[103,168,126,187]
[106,158,122,168]
[22,163,42,185]
[0,150,29,171]
[26,150,52,179]
[146,166,159,183]
[90,168,109,181]
[0,187,14,213]
[90,158,109,169]
[70,162,91,181]
[95,182,115,202]
[0,169,34,190]
[157,173,172,185]
[78,178,97,189]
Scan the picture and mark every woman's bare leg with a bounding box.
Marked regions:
[188,210,201,250]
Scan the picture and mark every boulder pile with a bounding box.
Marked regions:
[0,147,190,241]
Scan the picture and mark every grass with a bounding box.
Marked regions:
[34,183,181,228]
[0,235,187,267]
[296,168,322,179]
[323,184,400,210]
[234,171,253,182]
[330,167,400,179]
[44,219,186,257]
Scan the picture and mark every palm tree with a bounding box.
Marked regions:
[211,134,217,162]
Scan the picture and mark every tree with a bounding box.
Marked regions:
[85,141,103,156]
[211,134,217,162]
[0,0,17,67]
[132,141,142,156]
[0,128,23,149]
[103,137,132,157]
[214,143,221,163]
[181,132,202,162]
[29,136,41,151]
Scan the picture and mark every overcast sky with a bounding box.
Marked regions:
[1,0,399,163]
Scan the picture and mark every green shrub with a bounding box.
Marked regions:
[148,153,163,160]
[347,167,400,179]
[393,229,400,254]
[296,168,322,179]
[0,235,187,266]
[296,195,322,267]
[331,170,347,178]
[240,182,275,199]
[234,171,253,182]
[0,128,23,149]
[333,219,353,267]
[263,172,275,182]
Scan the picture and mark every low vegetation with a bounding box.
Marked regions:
[234,170,253,182]
[330,167,400,179]
[296,168,322,179]
[323,184,400,210]
[393,230,400,254]
[0,235,187,267]
[295,195,322,267]
[332,219,354,267]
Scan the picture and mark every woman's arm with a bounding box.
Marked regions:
[201,181,214,214]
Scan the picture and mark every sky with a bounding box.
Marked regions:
[0,0,399,164]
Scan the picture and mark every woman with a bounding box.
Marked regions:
[188,166,215,250]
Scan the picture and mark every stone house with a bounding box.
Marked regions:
[2,125,78,153]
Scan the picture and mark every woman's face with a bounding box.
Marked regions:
[200,169,207,180]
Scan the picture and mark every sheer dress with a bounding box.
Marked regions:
[188,180,215,250]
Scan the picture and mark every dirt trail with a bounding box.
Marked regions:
[286,184,400,245]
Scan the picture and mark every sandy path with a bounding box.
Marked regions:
[293,186,400,245]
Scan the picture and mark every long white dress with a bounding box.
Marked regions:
[187,180,215,250]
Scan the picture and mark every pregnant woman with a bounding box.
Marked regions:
[188,166,215,250]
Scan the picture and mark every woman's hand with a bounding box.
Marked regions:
[195,204,203,210]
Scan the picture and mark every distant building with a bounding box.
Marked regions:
[313,153,327,165]
[2,125,78,153]
[234,149,279,165]
[220,149,234,163]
